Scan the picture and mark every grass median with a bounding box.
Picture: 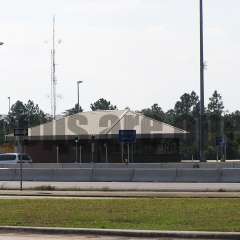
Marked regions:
[0,198,239,232]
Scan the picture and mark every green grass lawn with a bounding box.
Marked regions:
[0,198,239,232]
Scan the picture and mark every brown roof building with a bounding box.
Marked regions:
[7,109,188,163]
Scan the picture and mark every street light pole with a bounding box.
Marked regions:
[199,0,205,162]
[77,81,83,112]
[8,97,11,113]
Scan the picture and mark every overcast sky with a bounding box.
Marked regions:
[0,0,239,115]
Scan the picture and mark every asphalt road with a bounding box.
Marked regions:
[0,233,222,240]
[0,181,240,192]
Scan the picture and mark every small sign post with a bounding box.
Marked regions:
[91,135,95,163]
[14,128,28,191]
[14,128,28,137]
[216,137,227,162]
[75,137,79,163]
[119,130,136,163]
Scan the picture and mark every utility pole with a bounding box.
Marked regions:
[51,16,57,120]
[199,0,206,162]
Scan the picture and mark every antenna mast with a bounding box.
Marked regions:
[51,16,57,119]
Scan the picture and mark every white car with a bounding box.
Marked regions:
[0,153,32,164]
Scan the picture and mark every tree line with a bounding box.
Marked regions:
[1,92,240,160]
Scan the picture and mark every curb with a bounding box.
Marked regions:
[0,226,239,239]
[0,191,240,198]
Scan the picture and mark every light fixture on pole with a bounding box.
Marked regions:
[199,0,205,162]
[77,81,83,112]
[0,42,4,46]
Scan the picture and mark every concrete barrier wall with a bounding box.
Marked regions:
[176,169,221,183]
[133,169,176,182]
[93,168,134,182]
[1,167,240,182]
[221,168,240,183]
[54,169,92,182]
[1,162,240,169]
[19,169,55,181]
[16,168,92,182]
[0,168,18,181]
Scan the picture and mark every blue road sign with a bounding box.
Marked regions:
[119,130,136,144]
[216,137,226,146]
[14,128,28,137]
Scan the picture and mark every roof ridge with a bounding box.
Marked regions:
[128,110,188,133]
[104,109,130,135]
[28,110,128,131]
